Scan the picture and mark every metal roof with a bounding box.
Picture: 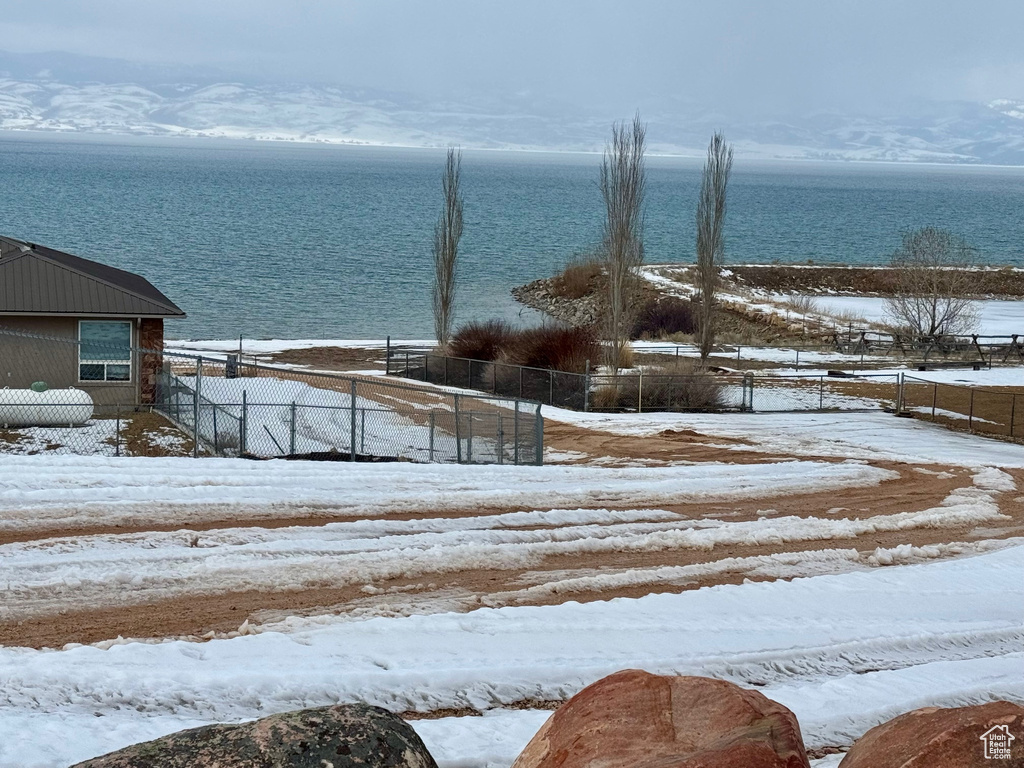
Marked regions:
[0,236,185,317]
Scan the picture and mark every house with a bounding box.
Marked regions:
[0,236,185,406]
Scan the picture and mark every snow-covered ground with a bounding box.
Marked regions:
[167,338,434,359]
[0,454,891,535]
[642,263,1024,339]
[2,399,1023,766]
[1,542,1021,767]
[13,472,1019,623]
[544,407,1024,467]
[786,294,1024,337]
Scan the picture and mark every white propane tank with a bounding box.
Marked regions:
[0,387,94,426]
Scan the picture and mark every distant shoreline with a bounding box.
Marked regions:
[8,127,1024,170]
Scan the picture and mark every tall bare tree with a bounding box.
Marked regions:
[696,132,733,363]
[432,147,464,348]
[601,114,646,373]
[884,227,979,337]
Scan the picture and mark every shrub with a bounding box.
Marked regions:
[449,320,515,361]
[551,255,603,300]
[786,294,820,315]
[590,383,623,410]
[504,325,600,374]
[617,343,635,370]
[596,362,726,412]
[631,297,699,339]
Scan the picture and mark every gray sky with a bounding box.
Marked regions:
[2,0,1022,115]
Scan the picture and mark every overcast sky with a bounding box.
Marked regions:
[2,0,1022,115]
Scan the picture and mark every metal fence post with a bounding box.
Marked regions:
[1011,394,1017,438]
[385,336,391,375]
[467,413,473,463]
[638,370,643,413]
[513,400,520,465]
[454,394,463,463]
[194,358,202,458]
[241,390,248,455]
[289,401,297,455]
[819,376,824,411]
[115,409,121,457]
[429,411,435,462]
[534,403,543,466]
[969,389,975,431]
[497,414,504,465]
[361,408,366,454]
[350,380,357,461]
[932,383,937,420]
[584,359,591,413]
[213,408,219,455]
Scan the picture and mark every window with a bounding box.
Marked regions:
[79,321,132,381]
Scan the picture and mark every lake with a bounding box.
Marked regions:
[2,132,1024,339]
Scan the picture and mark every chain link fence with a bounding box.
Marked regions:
[899,375,1024,439]
[0,327,542,464]
[387,349,898,414]
[744,373,899,412]
[628,328,1024,371]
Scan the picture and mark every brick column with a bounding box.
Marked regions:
[139,318,164,404]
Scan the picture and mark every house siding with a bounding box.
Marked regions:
[0,317,144,408]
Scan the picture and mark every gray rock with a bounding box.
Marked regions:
[70,704,439,768]
[511,279,603,328]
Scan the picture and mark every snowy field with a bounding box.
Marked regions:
[545,406,1024,466]
[1,404,1023,766]
[167,337,435,359]
[1,543,1021,766]
[785,294,1024,337]
[0,453,891,535]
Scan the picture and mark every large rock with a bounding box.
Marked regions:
[71,704,438,768]
[511,669,810,768]
[839,701,1024,768]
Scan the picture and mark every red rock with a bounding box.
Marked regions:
[511,669,810,768]
[839,701,1024,768]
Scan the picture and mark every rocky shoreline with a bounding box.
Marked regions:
[511,278,604,328]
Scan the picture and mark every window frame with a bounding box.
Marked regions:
[78,320,134,383]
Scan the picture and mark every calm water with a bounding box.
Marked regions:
[2,132,1024,339]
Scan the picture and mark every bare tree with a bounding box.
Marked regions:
[695,132,733,363]
[432,147,464,348]
[601,114,646,373]
[884,227,979,338]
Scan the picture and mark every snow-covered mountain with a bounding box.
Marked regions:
[1,50,1024,163]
